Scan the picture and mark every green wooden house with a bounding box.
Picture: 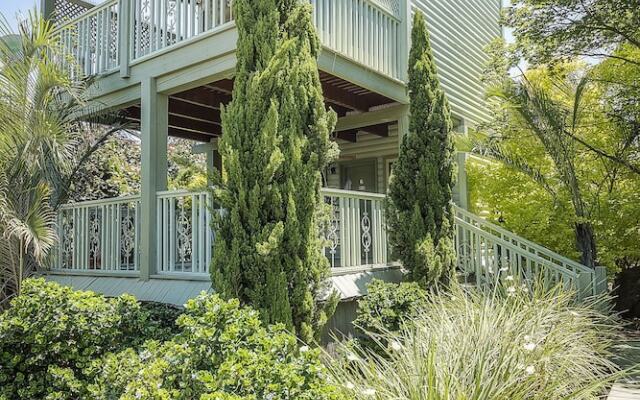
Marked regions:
[42,0,605,333]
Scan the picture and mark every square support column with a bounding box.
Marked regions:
[455,152,470,210]
[140,78,168,280]
[193,138,220,184]
[397,107,410,148]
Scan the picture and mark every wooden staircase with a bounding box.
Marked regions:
[453,206,608,298]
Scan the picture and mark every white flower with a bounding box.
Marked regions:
[345,382,355,390]
[505,275,514,281]
[500,266,509,272]
[361,388,377,396]
[507,286,516,295]
[347,352,360,362]
[135,391,143,399]
[299,346,309,353]
[390,341,402,351]
[488,267,495,274]
[523,342,536,351]
[525,365,535,375]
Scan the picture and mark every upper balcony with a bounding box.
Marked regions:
[52,0,409,107]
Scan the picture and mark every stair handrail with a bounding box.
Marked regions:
[453,205,592,276]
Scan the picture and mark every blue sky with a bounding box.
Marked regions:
[1,0,39,32]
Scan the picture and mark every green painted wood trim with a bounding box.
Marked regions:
[455,152,469,209]
[595,266,608,295]
[398,0,411,82]
[318,48,408,104]
[41,0,56,20]
[335,104,408,132]
[140,77,168,281]
[118,0,131,78]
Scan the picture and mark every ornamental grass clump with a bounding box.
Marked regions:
[329,284,621,400]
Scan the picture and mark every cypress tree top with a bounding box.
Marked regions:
[386,12,456,287]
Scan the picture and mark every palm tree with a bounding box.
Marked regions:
[472,72,598,268]
[0,12,121,306]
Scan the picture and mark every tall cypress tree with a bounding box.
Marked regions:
[210,0,338,341]
[386,12,456,287]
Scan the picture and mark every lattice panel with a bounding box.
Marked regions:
[53,0,93,25]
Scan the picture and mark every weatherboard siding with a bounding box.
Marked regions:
[413,0,502,124]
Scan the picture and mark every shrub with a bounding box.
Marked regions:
[139,301,184,340]
[355,279,427,335]
[88,293,348,400]
[329,285,621,399]
[0,279,173,399]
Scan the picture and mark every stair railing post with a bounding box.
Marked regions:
[576,271,592,301]
[594,266,608,296]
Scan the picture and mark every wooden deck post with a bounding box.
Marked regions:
[118,0,132,78]
[398,0,411,82]
[456,152,469,210]
[41,0,56,21]
[595,266,608,295]
[397,106,410,148]
[140,78,168,280]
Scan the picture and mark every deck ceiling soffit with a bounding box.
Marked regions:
[122,73,396,142]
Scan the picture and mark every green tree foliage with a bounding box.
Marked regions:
[386,12,455,287]
[0,279,344,400]
[503,1,640,176]
[355,279,427,335]
[504,0,640,66]
[210,0,338,342]
[0,279,173,399]
[469,62,640,271]
[88,293,348,400]
[71,135,207,202]
[0,13,121,305]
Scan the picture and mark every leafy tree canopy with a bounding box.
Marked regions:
[505,0,640,67]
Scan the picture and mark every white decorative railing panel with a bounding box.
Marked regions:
[156,190,212,274]
[51,190,604,300]
[454,206,599,297]
[54,195,141,272]
[311,0,402,79]
[322,188,387,268]
[57,0,120,78]
[131,0,233,61]
[54,0,405,80]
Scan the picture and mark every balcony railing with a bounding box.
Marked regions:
[51,189,605,298]
[56,194,141,272]
[55,0,406,80]
[52,188,389,275]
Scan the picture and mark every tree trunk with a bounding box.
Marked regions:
[575,222,597,268]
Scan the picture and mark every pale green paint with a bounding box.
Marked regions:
[412,0,502,124]
[335,104,408,132]
[118,0,131,78]
[455,152,469,209]
[139,77,168,280]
